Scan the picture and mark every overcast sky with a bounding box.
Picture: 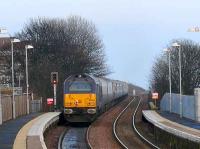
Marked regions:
[1,0,200,89]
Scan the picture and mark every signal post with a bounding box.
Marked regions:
[152,92,159,108]
[51,72,58,111]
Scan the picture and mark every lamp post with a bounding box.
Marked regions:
[163,48,172,113]
[11,38,20,119]
[25,45,34,114]
[0,28,21,119]
[172,42,182,118]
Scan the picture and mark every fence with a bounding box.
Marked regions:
[160,93,195,120]
[1,95,12,123]
[160,88,200,121]
[31,99,42,113]
[15,95,28,118]
[0,94,42,125]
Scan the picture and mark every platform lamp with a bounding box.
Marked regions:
[0,28,21,119]
[11,38,20,119]
[172,42,182,118]
[25,45,34,114]
[163,48,172,113]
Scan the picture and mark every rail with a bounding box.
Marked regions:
[132,99,160,149]
[113,97,135,149]
[86,124,93,149]
[58,129,67,149]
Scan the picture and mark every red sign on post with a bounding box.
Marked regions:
[47,98,54,105]
[152,92,159,100]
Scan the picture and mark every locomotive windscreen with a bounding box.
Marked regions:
[69,81,92,92]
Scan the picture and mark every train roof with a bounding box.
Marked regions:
[64,73,127,84]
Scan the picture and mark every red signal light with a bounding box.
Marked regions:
[51,72,58,85]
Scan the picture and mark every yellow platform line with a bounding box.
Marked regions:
[13,114,45,149]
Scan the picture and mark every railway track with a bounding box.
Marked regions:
[86,124,93,149]
[133,98,160,149]
[59,97,131,149]
[86,96,132,148]
[58,124,89,149]
[58,96,158,149]
[113,96,159,149]
[113,97,136,149]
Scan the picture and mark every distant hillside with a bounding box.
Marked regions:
[128,83,146,95]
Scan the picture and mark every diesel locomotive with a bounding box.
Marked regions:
[63,74,128,122]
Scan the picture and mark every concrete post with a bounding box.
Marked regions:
[194,88,200,122]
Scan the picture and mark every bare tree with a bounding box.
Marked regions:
[150,39,200,98]
[16,16,110,105]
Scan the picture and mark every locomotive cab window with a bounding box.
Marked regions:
[68,81,92,92]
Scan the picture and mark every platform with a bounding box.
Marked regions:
[14,112,60,149]
[0,113,41,149]
[142,110,200,143]
[158,111,200,130]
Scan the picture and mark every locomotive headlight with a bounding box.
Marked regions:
[87,109,96,114]
[64,108,73,114]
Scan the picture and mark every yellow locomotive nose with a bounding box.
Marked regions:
[64,93,96,108]
[74,100,78,106]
